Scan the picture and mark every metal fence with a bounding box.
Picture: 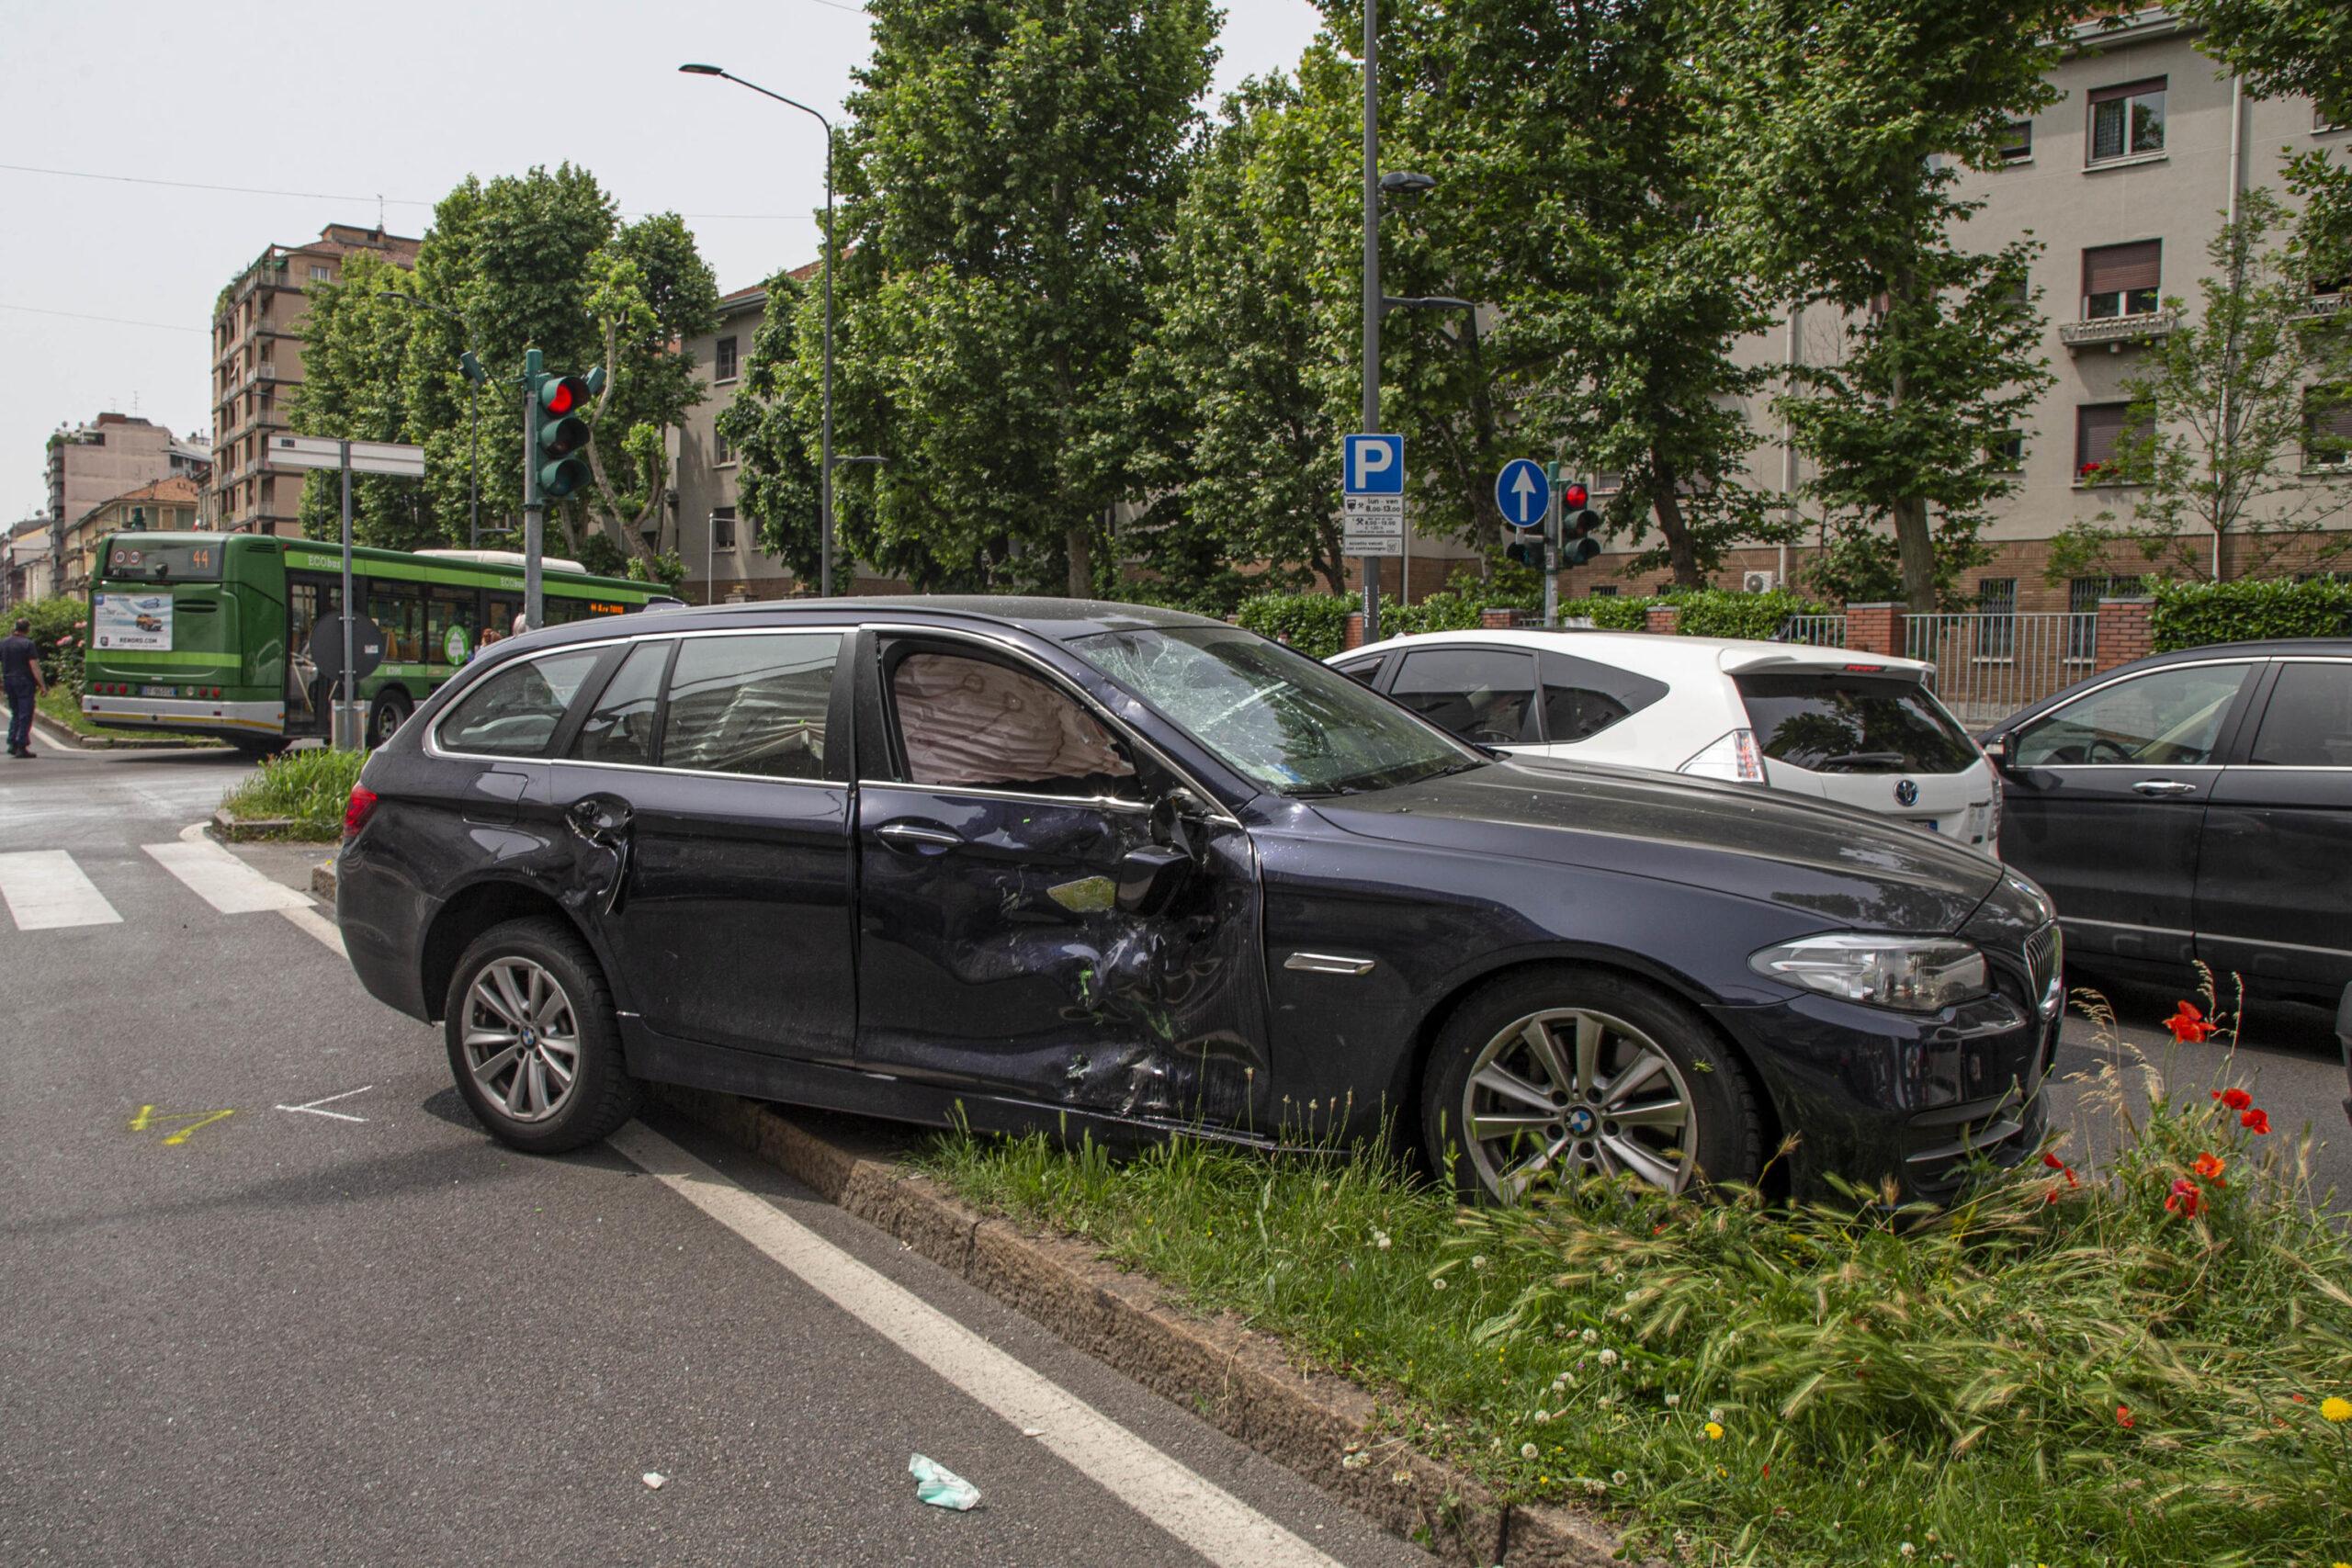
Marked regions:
[1778,614,1849,648]
[1904,613,2098,729]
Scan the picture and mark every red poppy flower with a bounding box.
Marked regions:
[2240,1108,2270,1135]
[2165,1178,2203,1218]
[2165,1002,2214,1043]
[2192,1152,2227,1186]
[2214,1087,2252,1111]
[2115,1404,2135,1428]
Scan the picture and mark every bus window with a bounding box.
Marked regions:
[427,588,480,668]
[287,576,343,735]
[368,581,424,663]
[485,594,522,638]
[546,596,593,626]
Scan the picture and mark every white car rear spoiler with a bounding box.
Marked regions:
[1715,649,1937,681]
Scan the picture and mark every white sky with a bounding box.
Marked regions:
[0,0,1329,519]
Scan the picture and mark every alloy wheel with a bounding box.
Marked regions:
[1460,1007,1697,1198]
[461,957,582,1124]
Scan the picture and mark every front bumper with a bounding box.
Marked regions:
[83,694,283,737]
[1710,981,2061,1202]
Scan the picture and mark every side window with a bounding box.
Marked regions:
[1390,647,1539,745]
[2013,664,2253,767]
[1333,658,1383,688]
[662,633,839,779]
[571,640,673,767]
[1540,651,1669,743]
[436,649,604,758]
[890,650,1137,799]
[2248,661,2352,767]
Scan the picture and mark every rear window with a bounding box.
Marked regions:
[103,539,221,582]
[1734,671,1977,775]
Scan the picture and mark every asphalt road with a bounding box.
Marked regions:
[3,736,2343,1565]
[0,738,1430,1568]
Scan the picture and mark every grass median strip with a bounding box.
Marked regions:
[218,746,366,840]
[919,995,2352,1567]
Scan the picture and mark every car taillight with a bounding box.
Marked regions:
[343,785,379,840]
[1679,728,1766,784]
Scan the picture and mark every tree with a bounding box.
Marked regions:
[1703,0,2075,609]
[2174,0,2352,281]
[745,0,1219,596]
[716,265,827,583]
[2049,188,2352,581]
[290,251,437,549]
[580,215,721,564]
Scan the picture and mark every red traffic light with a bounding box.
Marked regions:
[542,378,582,415]
[1563,483,1589,509]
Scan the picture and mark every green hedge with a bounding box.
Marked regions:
[18,597,88,696]
[2149,578,2352,651]
[1666,588,1828,639]
[1235,593,1356,659]
[1233,585,1830,658]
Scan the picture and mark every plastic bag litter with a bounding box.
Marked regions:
[908,1453,980,1511]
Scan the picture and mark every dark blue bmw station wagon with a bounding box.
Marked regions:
[336,598,2063,1202]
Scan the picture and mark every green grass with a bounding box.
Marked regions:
[217,746,367,840]
[919,985,2352,1566]
[34,687,219,746]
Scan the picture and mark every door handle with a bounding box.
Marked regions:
[875,821,964,853]
[2131,780,2199,797]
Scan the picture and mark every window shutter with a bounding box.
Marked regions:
[2077,402,2129,468]
[2087,76,2165,106]
[2083,242,2161,297]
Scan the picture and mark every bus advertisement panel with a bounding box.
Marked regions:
[93,593,174,650]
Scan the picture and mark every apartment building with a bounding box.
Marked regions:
[209,223,420,536]
[1551,6,2346,612]
[40,413,203,599]
[60,476,202,594]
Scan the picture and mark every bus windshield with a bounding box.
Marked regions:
[104,539,222,582]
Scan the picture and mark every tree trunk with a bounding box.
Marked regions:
[1066,523,1092,599]
[1649,449,1706,590]
[1886,265,1937,612]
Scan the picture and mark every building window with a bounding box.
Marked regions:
[1993,430,2026,470]
[2306,387,2352,470]
[2076,401,2148,482]
[1589,471,1623,495]
[714,335,739,382]
[310,265,332,283]
[711,505,738,551]
[2082,241,2161,319]
[1998,120,2033,163]
[713,428,733,467]
[2067,575,2142,661]
[1589,584,1620,597]
[2088,77,2165,163]
[1976,578,2018,660]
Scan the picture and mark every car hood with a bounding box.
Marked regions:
[1308,758,2004,935]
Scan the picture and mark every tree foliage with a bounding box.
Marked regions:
[2175,0,2352,281]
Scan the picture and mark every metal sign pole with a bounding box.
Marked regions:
[1543,484,1560,630]
[339,438,357,749]
[1358,0,1381,647]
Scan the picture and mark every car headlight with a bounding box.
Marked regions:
[1749,932,1990,1012]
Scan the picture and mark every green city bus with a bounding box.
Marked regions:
[81,532,675,753]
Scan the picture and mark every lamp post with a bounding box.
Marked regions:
[1377,289,1470,608]
[680,62,838,598]
[379,291,487,547]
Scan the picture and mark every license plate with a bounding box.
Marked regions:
[141,684,174,698]
[1918,818,1939,833]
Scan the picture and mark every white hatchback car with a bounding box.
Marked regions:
[1331,629,2000,855]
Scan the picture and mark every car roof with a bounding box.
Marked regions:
[1340,626,1934,678]
[1983,636,2352,733]
[515,594,1223,651]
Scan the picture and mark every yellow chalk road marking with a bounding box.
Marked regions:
[129,1105,235,1145]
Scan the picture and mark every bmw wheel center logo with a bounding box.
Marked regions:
[1894,778,1919,807]
[1565,1106,1597,1136]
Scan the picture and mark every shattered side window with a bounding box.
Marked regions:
[660,632,839,780]
[889,652,1139,799]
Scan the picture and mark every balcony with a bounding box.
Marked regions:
[2060,308,2179,354]
[2292,292,2346,323]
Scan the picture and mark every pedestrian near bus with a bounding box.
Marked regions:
[1,618,47,759]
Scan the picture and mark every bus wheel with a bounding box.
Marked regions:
[229,736,289,761]
[367,692,412,749]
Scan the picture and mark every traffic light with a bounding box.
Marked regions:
[1559,482,1603,568]
[528,363,606,501]
[1504,514,1545,570]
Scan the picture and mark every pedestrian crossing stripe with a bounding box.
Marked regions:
[0,843,321,931]
[142,840,311,915]
[0,850,123,930]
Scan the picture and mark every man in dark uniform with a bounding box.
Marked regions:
[1,618,45,759]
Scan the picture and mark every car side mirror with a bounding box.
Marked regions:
[1115,842,1192,916]
[1982,732,2015,774]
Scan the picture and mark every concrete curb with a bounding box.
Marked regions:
[648,1082,1646,1568]
[210,807,305,842]
[32,710,222,750]
[311,858,338,900]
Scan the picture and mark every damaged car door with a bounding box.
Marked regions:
[852,632,1269,1128]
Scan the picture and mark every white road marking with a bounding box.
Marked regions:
[0,850,123,930]
[609,1123,1343,1568]
[278,902,345,956]
[142,839,312,914]
[276,1085,373,1122]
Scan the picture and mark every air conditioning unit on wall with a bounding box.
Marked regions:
[1741,570,1777,593]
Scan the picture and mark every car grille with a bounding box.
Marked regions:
[2023,923,2063,1019]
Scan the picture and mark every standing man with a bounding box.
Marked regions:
[2,618,46,760]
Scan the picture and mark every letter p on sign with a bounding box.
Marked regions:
[1345,434,1405,496]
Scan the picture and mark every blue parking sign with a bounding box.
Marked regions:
[1343,434,1405,496]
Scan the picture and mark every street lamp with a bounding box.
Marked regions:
[680,62,839,599]
[379,290,489,547]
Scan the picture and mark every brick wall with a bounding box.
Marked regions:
[2092,596,2155,674]
[1843,603,1907,657]
[1644,604,1679,635]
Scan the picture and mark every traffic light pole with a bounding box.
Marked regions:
[522,348,544,631]
[339,439,358,749]
[1543,481,1561,630]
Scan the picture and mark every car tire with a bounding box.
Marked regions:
[444,918,639,1155]
[367,691,412,749]
[1422,965,1763,1202]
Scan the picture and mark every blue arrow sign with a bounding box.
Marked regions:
[1496,458,1551,529]
[1344,434,1405,497]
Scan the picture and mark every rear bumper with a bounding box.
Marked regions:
[334,835,436,1022]
[1710,986,2060,1201]
[82,694,283,737]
